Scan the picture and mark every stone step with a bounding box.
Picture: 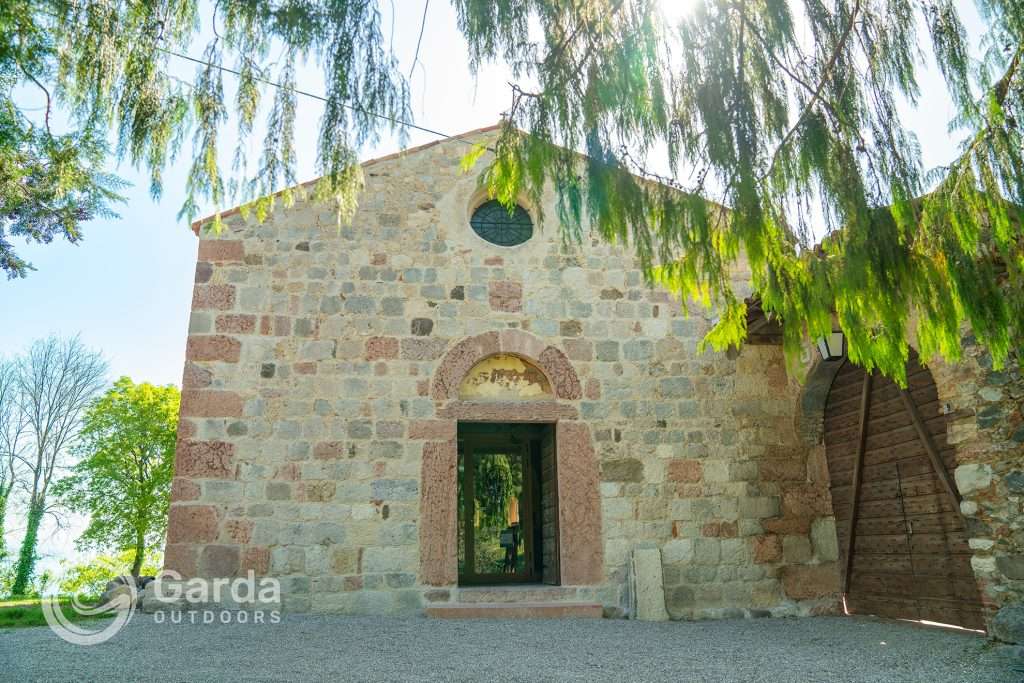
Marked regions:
[426,602,604,619]
[453,585,580,604]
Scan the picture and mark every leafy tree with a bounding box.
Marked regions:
[3,1,1023,381]
[1,0,405,277]
[1,1,125,279]
[9,336,106,597]
[53,378,178,578]
[57,549,163,598]
[456,0,1024,381]
[473,455,520,531]
[0,561,53,599]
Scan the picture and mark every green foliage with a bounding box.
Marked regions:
[0,1,126,278]
[0,597,111,629]
[455,0,1024,383]
[1,551,52,599]
[10,501,43,597]
[0,497,8,564]
[54,0,405,233]
[53,378,178,577]
[57,549,162,599]
[4,1,1023,381]
[473,454,520,531]
[2,0,406,275]
[7,336,107,597]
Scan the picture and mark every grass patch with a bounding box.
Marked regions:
[0,598,115,629]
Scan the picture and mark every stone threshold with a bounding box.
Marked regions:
[426,584,605,619]
[449,584,591,603]
[425,602,604,619]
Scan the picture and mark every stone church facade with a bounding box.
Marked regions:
[165,126,1022,636]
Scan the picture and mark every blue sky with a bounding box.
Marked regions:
[2,1,518,387]
[0,1,986,576]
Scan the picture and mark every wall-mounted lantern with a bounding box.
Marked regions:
[816,331,846,362]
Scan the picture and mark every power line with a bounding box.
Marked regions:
[40,4,499,152]
[409,0,431,81]
[155,43,493,152]
[37,3,498,151]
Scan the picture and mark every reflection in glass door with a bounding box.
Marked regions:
[458,428,538,584]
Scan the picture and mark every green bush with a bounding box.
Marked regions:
[0,562,53,600]
[58,550,163,599]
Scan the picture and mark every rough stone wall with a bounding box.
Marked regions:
[930,339,1023,631]
[166,129,836,617]
[649,345,840,619]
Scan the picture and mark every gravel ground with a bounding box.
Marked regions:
[2,613,1020,682]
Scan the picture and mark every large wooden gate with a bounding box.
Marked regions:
[823,354,985,629]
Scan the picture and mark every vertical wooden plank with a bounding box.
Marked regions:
[842,370,873,593]
[893,459,923,622]
[899,389,962,514]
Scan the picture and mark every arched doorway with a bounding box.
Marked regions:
[823,353,985,629]
[455,354,558,585]
[419,330,602,590]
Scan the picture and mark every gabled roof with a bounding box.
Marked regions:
[190,123,503,235]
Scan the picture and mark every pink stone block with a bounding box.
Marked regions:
[419,438,458,586]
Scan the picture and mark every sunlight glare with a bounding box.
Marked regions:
[659,0,700,25]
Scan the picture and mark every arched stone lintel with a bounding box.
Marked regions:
[795,355,845,447]
[431,329,582,401]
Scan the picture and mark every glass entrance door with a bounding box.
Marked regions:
[458,427,539,584]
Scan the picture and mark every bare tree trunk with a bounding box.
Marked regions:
[0,489,9,561]
[130,526,146,577]
[8,337,106,596]
[11,500,44,597]
[0,359,24,564]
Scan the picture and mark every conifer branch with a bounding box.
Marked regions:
[766,0,862,180]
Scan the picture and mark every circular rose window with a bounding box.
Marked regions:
[469,200,533,247]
